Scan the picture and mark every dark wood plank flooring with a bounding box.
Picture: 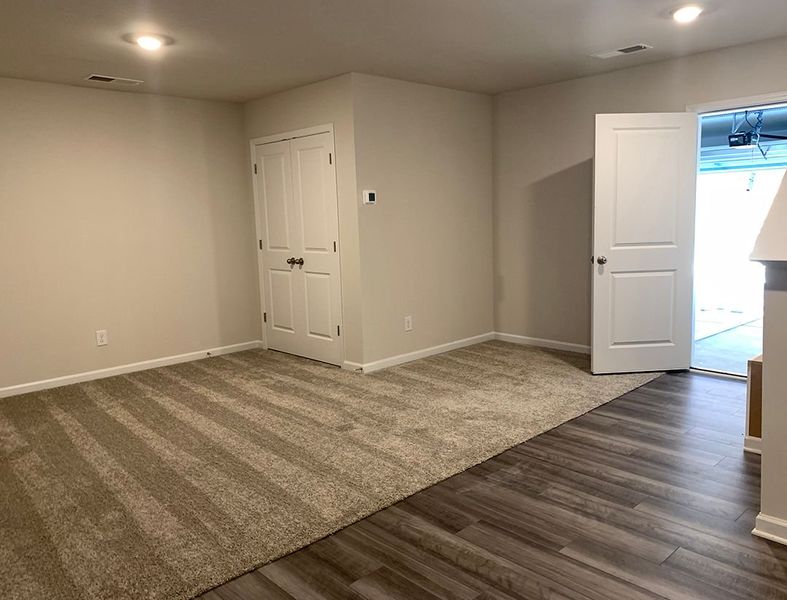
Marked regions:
[199,372,787,600]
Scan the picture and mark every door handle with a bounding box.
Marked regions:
[286,257,296,265]
[596,256,608,265]
[294,258,304,266]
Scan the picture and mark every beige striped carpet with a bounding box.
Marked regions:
[0,341,657,600]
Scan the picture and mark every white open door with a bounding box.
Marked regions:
[592,113,699,374]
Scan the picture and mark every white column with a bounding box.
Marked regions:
[753,263,787,545]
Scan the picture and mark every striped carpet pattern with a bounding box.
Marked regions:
[0,341,657,600]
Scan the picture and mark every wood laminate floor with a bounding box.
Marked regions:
[199,372,787,600]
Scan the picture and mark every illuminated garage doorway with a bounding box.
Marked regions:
[693,105,787,375]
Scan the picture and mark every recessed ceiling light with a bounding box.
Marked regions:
[123,33,174,51]
[673,5,703,24]
[136,35,163,50]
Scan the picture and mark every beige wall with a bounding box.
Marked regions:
[2,72,492,389]
[0,77,259,389]
[494,36,787,347]
[243,73,494,365]
[352,74,494,362]
[12,34,785,385]
[243,74,364,365]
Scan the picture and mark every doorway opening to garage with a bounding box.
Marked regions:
[693,104,787,375]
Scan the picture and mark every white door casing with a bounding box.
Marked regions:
[252,128,343,365]
[592,113,699,374]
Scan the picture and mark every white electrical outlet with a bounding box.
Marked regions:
[404,316,413,332]
[95,329,108,346]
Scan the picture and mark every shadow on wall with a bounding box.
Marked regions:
[497,159,593,345]
[200,108,260,346]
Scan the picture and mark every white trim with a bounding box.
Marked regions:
[360,333,496,373]
[0,341,263,399]
[753,513,787,546]
[494,332,591,354]
[249,139,266,349]
[687,91,787,115]
[744,435,762,455]
[341,361,363,372]
[348,332,590,374]
[689,368,746,381]
[250,123,334,147]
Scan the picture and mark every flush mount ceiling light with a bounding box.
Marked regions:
[672,5,703,23]
[137,35,163,50]
[123,33,174,51]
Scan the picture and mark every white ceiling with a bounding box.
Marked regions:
[2,1,787,102]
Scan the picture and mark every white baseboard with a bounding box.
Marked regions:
[0,340,263,399]
[354,331,590,374]
[494,331,591,354]
[360,333,496,373]
[753,513,787,546]
[744,435,762,455]
[3,330,590,392]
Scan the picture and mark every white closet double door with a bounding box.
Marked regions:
[253,131,342,365]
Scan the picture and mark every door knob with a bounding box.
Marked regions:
[286,257,296,265]
[596,256,608,265]
[294,257,304,266]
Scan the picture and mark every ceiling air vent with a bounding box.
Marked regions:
[85,74,144,86]
[591,43,652,60]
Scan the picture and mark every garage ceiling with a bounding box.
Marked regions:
[2,0,787,102]
[701,106,787,172]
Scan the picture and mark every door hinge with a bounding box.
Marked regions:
[329,152,332,165]
[333,241,337,253]
[253,163,258,174]
[337,325,341,336]
[263,312,267,323]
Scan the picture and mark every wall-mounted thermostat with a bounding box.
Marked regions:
[362,190,377,205]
